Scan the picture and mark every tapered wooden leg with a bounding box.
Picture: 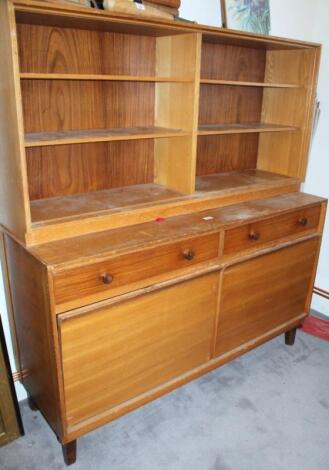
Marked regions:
[28,396,38,411]
[285,327,297,346]
[62,440,77,466]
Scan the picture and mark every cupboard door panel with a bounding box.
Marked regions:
[59,273,219,427]
[215,238,319,356]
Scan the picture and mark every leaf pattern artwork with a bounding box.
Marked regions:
[226,0,271,34]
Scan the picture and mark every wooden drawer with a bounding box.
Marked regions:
[215,238,319,357]
[58,273,219,428]
[53,233,219,311]
[223,205,321,255]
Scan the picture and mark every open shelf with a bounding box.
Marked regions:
[25,127,190,148]
[198,123,298,136]
[8,9,317,245]
[200,79,299,88]
[20,73,193,83]
[25,123,295,147]
[195,169,294,193]
[30,170,298,227]
[30,183,186,225]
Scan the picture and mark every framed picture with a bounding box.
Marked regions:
[221,0,271,35]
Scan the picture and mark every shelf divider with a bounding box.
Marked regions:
[25,127,191,148]
[198,123,298,136]
[20,73,193,83]
[200,79,300,88]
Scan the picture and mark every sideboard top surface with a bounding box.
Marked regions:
[29,192,325,269]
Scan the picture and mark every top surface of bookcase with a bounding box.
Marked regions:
[14,0,320,50]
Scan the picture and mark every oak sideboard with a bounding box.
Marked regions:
[0,0,327,465]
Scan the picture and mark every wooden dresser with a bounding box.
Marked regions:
[0,0,327,465]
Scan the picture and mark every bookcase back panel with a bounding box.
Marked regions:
[26,140,154,200]
[17,24,156,76]
[21,80,155,133]
[196,134,258,176]
[201,42,266,82]
[199,84,263,125]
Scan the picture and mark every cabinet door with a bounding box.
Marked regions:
[215,238,319,357]
[59,273,219,428]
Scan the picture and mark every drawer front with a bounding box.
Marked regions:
[58,273,219,427]
[224,205,321,255]
[215,238,319,357]
[54,233,219,310]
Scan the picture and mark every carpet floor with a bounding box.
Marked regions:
[1,330,329,470]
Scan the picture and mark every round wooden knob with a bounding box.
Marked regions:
[182,249,195,261]
[298,217,308,227]
[101,273,113,285]
[248,230,261,241]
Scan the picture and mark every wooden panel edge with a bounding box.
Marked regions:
[298,47,322,180]
[0,231,23,374]
[0,0,31,240]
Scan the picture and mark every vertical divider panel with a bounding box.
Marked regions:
[257,48,320,179]
[0,0,32,242]
[154,33,202,194]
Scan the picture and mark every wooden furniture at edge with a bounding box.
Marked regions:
[0,316,24,446]
[0,0,327,465]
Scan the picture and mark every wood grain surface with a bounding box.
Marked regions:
[198,123,297,136]
[200,79,299,88]
[0,2,325,462]
[20,73,191,82]
[196,134,258,175]
[29,170,296,225]
[21,80,155,133]
[215,238,319,356]
[4,235,61,436]
[0,0,31,241]
[198,85,263,126]
[224,204,321,254]
[28,193,325,269]
[24,127,187,147]
[26,140,155,200]
[53,233,219,306]
[201,42,266,82]
[155,33,202,194]
[30,183,184,223]
[59,273,219,426]
[17,23,156,76]
[258,48,319,180]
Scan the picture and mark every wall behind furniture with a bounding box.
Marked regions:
[303,0,329,317]
[0,0,328,403]
[262,0,329,317]
[179,0,221,27]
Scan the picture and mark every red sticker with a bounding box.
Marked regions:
[155,217,166,223]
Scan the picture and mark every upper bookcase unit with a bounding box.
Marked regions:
[197,37,319,180]
[0,0,321,245]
